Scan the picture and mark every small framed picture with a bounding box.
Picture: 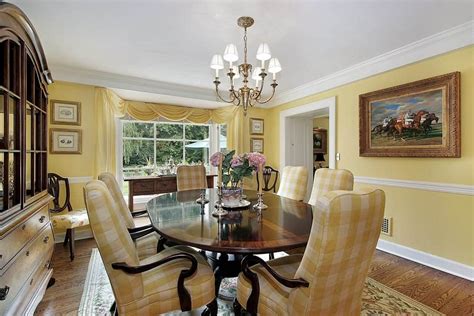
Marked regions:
[50,100,81,125]
[250,138,264,153]
[250,118,264,135]
[50,128,82,154]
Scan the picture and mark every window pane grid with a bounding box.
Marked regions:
[122,120,211,177]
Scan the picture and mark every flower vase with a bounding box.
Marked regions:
[221,187,242,207]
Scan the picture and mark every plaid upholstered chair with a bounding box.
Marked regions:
[176,165,207,191]
[98,172,160,259]
[287,168,355,255]
[84,180,217,315]
[236,189,385,315]
[277,166,308,201]
[48,173,89,261]
[308,168,354,206]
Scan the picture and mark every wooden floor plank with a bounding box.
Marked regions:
[34,240,473,315]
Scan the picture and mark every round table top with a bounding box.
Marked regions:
[146,188,313,254]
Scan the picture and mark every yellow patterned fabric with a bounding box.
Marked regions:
[98,172,134,228]
[94,88,245,176]
[277,166,308,201]
[237,189,385,315]
[308,168,354,206]
[237,255,303,315]
[84,180,215,315]
[51,209,89,230]
[98,172,159,260]
[176,165,207,191]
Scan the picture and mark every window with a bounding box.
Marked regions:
[121,120,226,178]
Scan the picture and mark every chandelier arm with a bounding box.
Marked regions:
[255,81,278,104]
[253,70,268,101]
[214,85,235,104]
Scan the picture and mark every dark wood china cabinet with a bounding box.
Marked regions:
[0,3,54,314]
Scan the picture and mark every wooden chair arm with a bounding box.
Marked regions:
[241,255,309,314]
[112,253,198,311]
[128,226,156,240]
[131,209,148,217]
[127,224,153,233]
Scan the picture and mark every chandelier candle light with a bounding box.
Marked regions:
[210,16,282,115]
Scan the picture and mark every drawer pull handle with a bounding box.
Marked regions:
[22,224,26,230]
[39,215,46,223]
[0,286,9,300]
[43,236,49,244]
[26,251,30,256]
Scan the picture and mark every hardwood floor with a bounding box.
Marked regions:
[35,238,473,315]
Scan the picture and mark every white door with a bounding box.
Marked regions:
[283,117,314,201]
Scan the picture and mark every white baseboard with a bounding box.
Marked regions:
[53,229,94,244]
[377,239,474,281]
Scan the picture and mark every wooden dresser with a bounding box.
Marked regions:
[125,175,216,211]
[0,3,54,315]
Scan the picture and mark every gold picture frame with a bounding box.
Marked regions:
[250,138,264,153]
[50,99,81,125]
[50,128,82,154]
[250,118,264,135]
[359,72,460,157]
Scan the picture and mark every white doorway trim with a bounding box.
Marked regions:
[280,96,336,170]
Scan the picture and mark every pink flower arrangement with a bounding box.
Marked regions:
[246,152,266,169]
[210,152,224,167]
[210,150,266,188]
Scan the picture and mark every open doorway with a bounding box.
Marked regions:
[279,96,336,201]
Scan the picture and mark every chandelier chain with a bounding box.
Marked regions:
[243,27,248,65]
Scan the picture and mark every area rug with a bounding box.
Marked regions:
[79,249,443,315]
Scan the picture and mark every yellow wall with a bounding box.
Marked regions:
[48,82,97,235]
[266,46,474,266]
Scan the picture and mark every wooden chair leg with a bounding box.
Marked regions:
[233,298,242,315]
[69,228,75,261]
[63,229,70,247]
[202,298,217,316]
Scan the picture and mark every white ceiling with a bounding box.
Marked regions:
[10,0,474,107]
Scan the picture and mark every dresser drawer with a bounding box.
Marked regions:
[0,205,50,269]
[0,225,54,315]
[132,180,155,194]
[156,179,177,193]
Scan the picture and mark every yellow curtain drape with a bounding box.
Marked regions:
[94,88,244,176]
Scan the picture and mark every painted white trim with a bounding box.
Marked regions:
[377,239,474,281]
[54,229,93,244]
[68,176,93,184]
[355,176,474,196]
[266,21,474,107]
[280,96,336,169]
[51,64,220,104]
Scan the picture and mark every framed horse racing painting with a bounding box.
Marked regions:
[359,72,460,157]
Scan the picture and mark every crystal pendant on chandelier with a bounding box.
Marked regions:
[210,16,282,115]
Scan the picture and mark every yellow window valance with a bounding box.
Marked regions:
[94,88,244,176]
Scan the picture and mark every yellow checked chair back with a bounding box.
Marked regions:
[83,180,142,304]
[176,165,207,191]
[308,168,354,205]
[289,189,385,315]
[277,166,308,201]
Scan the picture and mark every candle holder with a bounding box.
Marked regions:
[253,192,268,210]
[212,186,228,217]
[196,189,209,205]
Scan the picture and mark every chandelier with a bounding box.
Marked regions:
[210,16,281,115]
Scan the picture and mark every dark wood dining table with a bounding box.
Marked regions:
[146,188,313,296]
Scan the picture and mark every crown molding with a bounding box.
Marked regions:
[51,21,473,108]
[51,64,219,103]
[355,176,474,196]
[264,20,474,108]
